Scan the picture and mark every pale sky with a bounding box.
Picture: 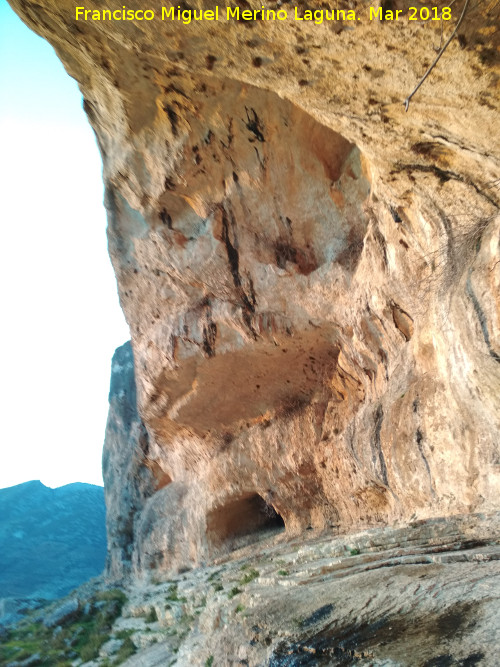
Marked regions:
[0,1,130,489]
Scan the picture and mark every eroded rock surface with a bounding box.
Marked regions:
[8,0,500,576]
[64,514,500,666]
[103,341,155,579]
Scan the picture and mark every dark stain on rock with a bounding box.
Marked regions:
[435,603,478,640]
[422,656,455,667]
[205,54,217,70]
[164,175,176,190]
[220,205,258,337]
[244,106,265,142]
[460,653,485,666]
[192,144,201,165]
[390,206,402,223]
[373,227,388,268]
[275,240,298,269]
[301,604,335,628]
[159,208,173,229]
[274,240,317,276]
[415,427,435,495]
[466,275,500,363]
[270,601,482,666]
[164,83,190,100]
[163,105,179,136]
[221,207,242,289]
[204,129,214,145]
[372,404,388,485]
[203,321,217,358]
[391,303,414,341]
[82,98,96,121]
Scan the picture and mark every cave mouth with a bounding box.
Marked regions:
[206,492,285,551]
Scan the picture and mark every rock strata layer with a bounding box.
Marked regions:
[8,0,500,575]
[118,513,500,666]
[5,513,498,666]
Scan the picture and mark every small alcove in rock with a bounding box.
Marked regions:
[206,492,285,552]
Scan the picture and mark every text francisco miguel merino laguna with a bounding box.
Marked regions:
[75,5,453,24]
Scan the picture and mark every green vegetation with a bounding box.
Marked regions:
[228,586,242,599]
[166,583,187,603]
[349,547,360,556]
[206,656,214,667]
[66,589,127,663]
[212,582,223,592]
[111,635,137,665]
[235,604,245,614]
[145,607,158,623]
[278,569,290,576]
[0,588,128,667]
[173,610,196,642]
[239,568,260,585]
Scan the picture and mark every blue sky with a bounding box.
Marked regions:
[0,1,130,488]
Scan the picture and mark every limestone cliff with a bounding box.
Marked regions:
[103,341,155,578]
[8,0,500,577]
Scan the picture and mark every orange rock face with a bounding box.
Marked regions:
[9,0,500,575]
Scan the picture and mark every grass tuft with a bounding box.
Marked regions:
[239,568,260,585]
[145,607,158,623]
[228,586,242,599]
[112,636,136,665]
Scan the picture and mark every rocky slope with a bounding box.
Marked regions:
[2,513,499,666]
[98,512,500,666]
[0,481,106,616]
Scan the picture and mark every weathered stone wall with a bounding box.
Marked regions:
[10,0,500,575]
[103,342,155,578]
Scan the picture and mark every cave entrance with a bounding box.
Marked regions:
[207,492,285,551]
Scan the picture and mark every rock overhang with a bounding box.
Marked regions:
[8,0,500,572]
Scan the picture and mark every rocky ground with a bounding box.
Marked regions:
[2,512,498,666]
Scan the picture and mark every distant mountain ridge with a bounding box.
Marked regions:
[0,480,106,601]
